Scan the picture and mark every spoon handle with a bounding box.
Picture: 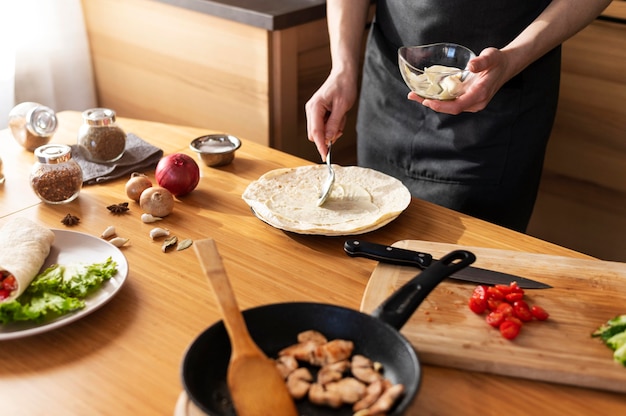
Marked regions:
[194,238,258,356]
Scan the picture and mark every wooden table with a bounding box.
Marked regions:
[1,112,624,415]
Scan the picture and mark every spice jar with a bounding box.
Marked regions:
[77,108,126,163]
[8,102,58,151]
[30,144,83,204]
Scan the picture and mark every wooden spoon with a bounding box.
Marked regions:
[193,238,298,416]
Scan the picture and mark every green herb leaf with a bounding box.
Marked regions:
[162,236,178,252]
[177,238,193,251]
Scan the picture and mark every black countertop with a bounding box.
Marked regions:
[153,0,621,31]
[153,0,327,30]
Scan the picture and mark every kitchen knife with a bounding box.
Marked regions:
[344,240,552,289]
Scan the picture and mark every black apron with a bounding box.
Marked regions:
[356,0,560,231]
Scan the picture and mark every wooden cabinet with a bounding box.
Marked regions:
[82,0,270,145]
[80,0,368,165]
[527,3,626,262]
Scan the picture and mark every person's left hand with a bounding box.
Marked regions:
[408,47,513,115]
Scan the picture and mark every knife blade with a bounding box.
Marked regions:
[344,240,552,289]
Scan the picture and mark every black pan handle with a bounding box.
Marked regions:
[344,239,433,269]
[371,250,476,330]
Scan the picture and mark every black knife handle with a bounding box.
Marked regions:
[344,240,433,269]
[371,250,476,330]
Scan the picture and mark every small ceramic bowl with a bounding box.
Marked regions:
[190,134,241,167]
[398,43,476,100]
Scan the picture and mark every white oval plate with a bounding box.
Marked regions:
[0,229,129,340]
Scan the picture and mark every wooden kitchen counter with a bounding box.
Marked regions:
[0,112,625,415]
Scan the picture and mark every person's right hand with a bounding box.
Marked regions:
[408,47,514,115]
[305,71,359,161]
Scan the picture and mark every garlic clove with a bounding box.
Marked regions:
[108,237,129,248]
[149,227,170,240]
[101,225,116,239]
[141,213,163,223]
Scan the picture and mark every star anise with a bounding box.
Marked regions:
[107,202,130,214]
[61,213,80,226]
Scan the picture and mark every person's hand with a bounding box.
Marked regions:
[408,47,513,115]
[305,72,358,160]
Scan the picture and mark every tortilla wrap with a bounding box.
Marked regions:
[0,217,55,302]
[242,165,411,235]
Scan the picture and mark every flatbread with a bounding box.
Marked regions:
[0,217,55,302]
[242,165,411,235]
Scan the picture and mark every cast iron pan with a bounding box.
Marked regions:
[182,249,476,415]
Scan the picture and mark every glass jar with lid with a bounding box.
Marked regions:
[30,144,83,204]
[77,108,126,163]
[8,102,58,151]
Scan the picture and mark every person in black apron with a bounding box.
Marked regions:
[305,0,611,232]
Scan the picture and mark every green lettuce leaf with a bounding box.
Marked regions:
[0,257,117,325]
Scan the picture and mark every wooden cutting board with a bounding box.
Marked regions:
[360,240,626,393]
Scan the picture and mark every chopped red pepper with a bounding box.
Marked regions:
[0,271,17,300]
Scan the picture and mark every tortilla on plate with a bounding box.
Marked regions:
[0,217,55,302]
[242,165,411,235]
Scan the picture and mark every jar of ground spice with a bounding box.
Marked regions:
[8,102,58,151]
[77,108,126,163]
[30,144,83,204]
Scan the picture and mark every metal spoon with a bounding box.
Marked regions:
[317,141,335,206]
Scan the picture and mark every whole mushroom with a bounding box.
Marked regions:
[140,186,175,217]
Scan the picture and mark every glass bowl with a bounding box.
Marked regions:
[398,43,476,100]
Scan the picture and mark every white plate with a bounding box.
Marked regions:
[0,229,129,340]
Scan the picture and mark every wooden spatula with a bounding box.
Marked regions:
[193,238,298,416]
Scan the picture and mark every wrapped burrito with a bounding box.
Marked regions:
[0,217,55,302]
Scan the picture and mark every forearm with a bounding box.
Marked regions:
[502,0,611,78]
[326,0,371,79]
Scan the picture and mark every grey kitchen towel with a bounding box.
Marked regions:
[71,132,163,184]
